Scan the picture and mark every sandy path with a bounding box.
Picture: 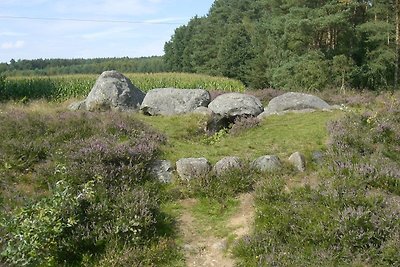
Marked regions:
[178,193,254,267]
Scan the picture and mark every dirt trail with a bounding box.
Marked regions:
[178,193,254,267]
[228,193,254,238]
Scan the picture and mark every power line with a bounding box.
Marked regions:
[0,15,184,25]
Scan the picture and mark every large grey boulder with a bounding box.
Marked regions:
[252,155,282,172]
[85,70,145,111]
[208,93,264,119]
[150,160,173,183]
[213,156,243,176]
[140,88,210,116]
[264,92,331,114]
[176,158,211,180]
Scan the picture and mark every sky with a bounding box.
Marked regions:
[0,0,215,63]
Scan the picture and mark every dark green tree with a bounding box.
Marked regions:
[217,25,254,83]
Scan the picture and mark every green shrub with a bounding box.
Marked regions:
[1,180,82,266]
[0,75,5,98]
[1,179,161,266]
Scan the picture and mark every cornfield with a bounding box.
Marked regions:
[0,73,245,102]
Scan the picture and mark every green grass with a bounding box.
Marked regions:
[190,197,240,237]
[135,111,342,164]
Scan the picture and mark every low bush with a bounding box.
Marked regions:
[0,107,180,266]
[234,174,400,266]
[326,95,400,194]
[2,179,161,266]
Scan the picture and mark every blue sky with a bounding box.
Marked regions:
[0,0,215,63]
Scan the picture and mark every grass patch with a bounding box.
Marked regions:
[136,111,342,163]
[190,197,240,237]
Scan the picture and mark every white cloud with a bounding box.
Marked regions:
[1,40,25,49]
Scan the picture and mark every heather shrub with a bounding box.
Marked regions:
[0,108,174,266]
[0,109,165,187]
[234,95,400,266]
[97,238,183,267]
[326,96,400,193]
[229,116,260,136]
[234,173,400,266]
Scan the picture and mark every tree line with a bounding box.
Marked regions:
[0,56,168,76]
[164,0,400,91]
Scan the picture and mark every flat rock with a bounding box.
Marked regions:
[140,88,210,116]
[85,70,145,111]
[265,92,331,113]
[176,157,212,180]
[208,93,264,119]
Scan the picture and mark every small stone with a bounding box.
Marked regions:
[150,160,173,183]
[176,158,212,180]
[211,240,227,251]
[192,106,214,116]
[68,100,86,111]
[312,151,325,165]
[252,155,282,172]
[213,156,242,176]
[288,152,306,172]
